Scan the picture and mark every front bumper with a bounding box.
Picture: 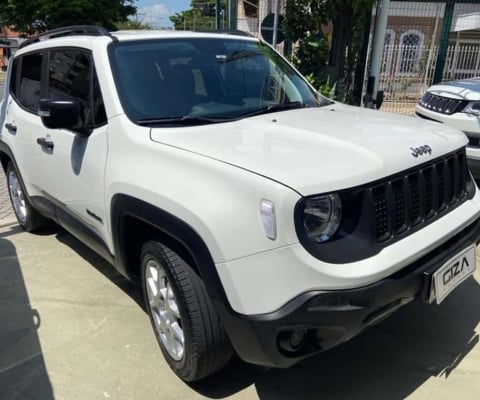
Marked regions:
[218,216,480,368]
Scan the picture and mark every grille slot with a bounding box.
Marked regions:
[371,150,468,242]
[419,92,468,115]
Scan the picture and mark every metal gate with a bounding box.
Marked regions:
[366,0,480,115]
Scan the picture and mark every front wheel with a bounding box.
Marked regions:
[141,241,233,382]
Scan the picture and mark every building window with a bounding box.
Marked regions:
[397,29,424,74]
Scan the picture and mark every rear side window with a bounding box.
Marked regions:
[15,52,43,112]
[48,48,106,127]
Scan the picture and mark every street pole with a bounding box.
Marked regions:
[228,0,238,31]
[216,0,221,30]
[433,0,455,84]
[366,0,390,108]
[272,0,280,47]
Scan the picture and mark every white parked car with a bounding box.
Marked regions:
[416,78,480,178]
[1,26,480,382]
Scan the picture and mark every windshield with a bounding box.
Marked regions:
[108,37,331,126]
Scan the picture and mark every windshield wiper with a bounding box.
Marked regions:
[218,50,264,63]
[137,115,232,126]
[238,101,307,118]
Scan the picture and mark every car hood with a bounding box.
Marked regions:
[427,77,480,101]
[150,103,467,195]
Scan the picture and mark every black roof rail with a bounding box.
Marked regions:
[200,30,254,37]
[19,25,115,49]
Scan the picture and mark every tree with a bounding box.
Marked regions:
[0,0,136,36]
[115,19,153,30]
[285,0,373,103]
[170,0,227,31]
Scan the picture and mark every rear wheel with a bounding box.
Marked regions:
[141,240,233,382]
[6,161,47,232]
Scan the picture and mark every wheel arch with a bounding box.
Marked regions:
[0,141,14,172]
[110,194,225,296]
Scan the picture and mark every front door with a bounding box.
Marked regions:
[38,47,110,254]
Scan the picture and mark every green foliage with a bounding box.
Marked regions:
[285,0,374,103]
[293,34,329,86]
[115,19,153,30]
[0,0,136,35]
[170,0,227,31]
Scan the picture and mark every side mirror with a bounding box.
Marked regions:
[38,99,91,136]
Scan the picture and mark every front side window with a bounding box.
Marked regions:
[108,38,330,125]
[48,48,106,127]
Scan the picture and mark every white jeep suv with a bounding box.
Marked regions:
[416,78,480,178]
[1,26,480,382]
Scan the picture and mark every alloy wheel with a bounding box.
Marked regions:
[145,259,185,361]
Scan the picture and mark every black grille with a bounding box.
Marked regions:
[418,92,468,115]
[371,150,469,242]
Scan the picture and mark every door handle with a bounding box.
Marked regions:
[5,123,17,133]
[36,137,54,150]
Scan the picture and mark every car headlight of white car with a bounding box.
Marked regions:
[301,194,342,243]
[463,101,480,116]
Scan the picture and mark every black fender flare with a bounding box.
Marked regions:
[110,194,228,304]
[110,194,275,363]
[0,140,16,172]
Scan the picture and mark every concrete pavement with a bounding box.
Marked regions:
[0,221,480,399]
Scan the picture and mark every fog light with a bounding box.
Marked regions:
[290,329,307,350]
[279,329,308,353]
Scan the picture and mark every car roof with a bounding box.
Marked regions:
[15,25,257,54]
[112,30,254,41]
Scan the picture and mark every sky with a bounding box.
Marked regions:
[134,0,191,28]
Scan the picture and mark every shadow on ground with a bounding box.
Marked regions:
[53,226,143,309]
[40,225,480,400]
[0,225,54,399]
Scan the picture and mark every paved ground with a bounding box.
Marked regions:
[0,222,480,399]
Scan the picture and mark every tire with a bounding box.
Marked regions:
[6,161,47,232]
[141,240,233,382]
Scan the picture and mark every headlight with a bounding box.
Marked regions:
[463,102,480,116]
[302,194,342,243]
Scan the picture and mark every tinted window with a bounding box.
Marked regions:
[17,52,43,112]
[108,38,329,124]
[48,48,106,127]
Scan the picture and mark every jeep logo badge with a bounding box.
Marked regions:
[410,145,432,158]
